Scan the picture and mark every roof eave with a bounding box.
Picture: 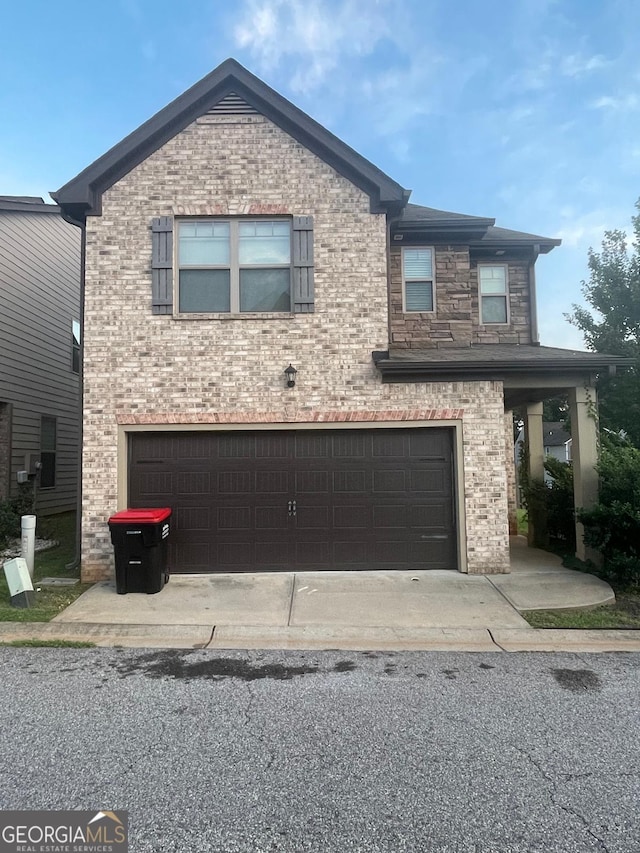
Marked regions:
[373,355,634,382]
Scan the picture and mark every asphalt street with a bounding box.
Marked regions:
[0,648,639,853]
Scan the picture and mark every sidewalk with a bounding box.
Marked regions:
[1,539,637,652]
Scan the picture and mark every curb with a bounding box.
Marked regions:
[1,622,640,652]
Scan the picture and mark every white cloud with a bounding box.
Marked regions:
[234,0,394,94]
[560,53,608,78]
[590,92,640,111]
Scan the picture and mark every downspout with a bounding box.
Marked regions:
[529,243,540,345]
[57,209,86,572]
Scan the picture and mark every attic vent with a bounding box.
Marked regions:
[206,93,259,116]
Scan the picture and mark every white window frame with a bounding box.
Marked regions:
[401,246,436,314]
[478,263,509,325]
[176,218,292,315]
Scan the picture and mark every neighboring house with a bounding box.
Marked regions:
[52,59,630,582]
[514,421,572,501]
[0,196,81,514]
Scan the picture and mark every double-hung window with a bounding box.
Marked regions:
[402,247,435,312]
[178,219,291,313]
[478,264,508,324]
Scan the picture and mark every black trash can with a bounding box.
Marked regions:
[108,508,172,594]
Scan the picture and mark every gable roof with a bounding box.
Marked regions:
[0,196,60,214]
[52,58,408,222]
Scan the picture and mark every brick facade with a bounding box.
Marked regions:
[81,112,510,580]
[390,245,532,348]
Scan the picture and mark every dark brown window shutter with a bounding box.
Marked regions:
[151,216,173,314]
[292,215,314,313]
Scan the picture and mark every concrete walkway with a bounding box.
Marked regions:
[1,538,634,652]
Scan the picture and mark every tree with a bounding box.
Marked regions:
[567,199,640,445]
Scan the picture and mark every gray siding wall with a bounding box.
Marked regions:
[0,209,81,514]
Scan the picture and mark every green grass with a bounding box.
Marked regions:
[0,512,92,622]
[523,604,640,629]
[516,509,528,536]
[0,639,95,648]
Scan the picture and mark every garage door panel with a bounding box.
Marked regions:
[295,470,329,493]
[217,542,254,566]
[176,507,210,531]
[174,434,215,459]
[296,541,330,565]
[218,471,252,493]
[410,468,449,493]
[296,505,329,529]
[218,506,252,530]
[177,471,211,495]
[332,433,366,458]
[409,429,450,458]
[334,505,369,529]
[129,427,457,572]
[372,432,407,457]
[136,471,173,496]
[333,470,368,493]
[170,542,210,571]
[373,504,409,528]
[373,469,406,492]
[333,540,368,564]
[256,434,291,458]
[256,471,288,493]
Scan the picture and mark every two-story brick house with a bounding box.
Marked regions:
[53,59,627,583]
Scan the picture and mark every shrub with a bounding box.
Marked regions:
[0,483,36,550]
[544,457,576,548]
[579,438,640,584]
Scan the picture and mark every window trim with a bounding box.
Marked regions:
[478,263,510,325]
[174,217,293,317]
[401,246,436,314]
[40,415,56,490]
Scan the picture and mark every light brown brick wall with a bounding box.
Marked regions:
[390,246,532,348]
[81,113,510,579]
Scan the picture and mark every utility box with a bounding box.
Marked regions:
[3,558,35,608]
[108,508,172,595]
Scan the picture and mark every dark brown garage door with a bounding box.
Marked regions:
[128,428,457,572]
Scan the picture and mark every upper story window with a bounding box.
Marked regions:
[402,247,434,312]
[177,219,291,313]
[478,264,508,324]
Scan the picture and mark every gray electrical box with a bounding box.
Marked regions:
[16,470,28,484]
[3,558,35,608]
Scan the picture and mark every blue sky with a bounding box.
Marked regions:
[1,0,638,348]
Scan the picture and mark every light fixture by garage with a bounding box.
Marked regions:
[284,364,297,388]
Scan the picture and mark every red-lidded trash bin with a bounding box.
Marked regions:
[108,508,172,594]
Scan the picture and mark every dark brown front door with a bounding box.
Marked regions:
[128,427,457,572]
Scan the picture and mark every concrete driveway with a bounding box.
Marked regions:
[37,537,620,651]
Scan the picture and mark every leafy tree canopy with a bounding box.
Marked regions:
[567,199,640,445]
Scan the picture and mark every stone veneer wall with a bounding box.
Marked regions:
[390,245,532,348]
[81,112,510,579]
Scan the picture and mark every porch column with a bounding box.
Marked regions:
[525,401,547,547]
[505,410,518,535]
[568,385,600,563]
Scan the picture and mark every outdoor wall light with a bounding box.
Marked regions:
[284,364,298,388]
